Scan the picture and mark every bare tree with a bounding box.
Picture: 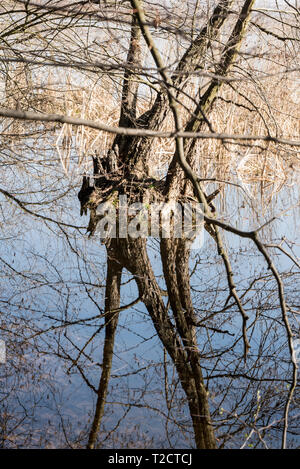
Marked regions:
[0,0,299,449]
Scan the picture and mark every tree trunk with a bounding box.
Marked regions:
[83,0,256,448]
[87,241,122,449]
[114,237,216,449]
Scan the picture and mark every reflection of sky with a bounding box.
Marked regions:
[0,169,299,447]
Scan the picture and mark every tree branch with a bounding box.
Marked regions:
[0,107,299,146]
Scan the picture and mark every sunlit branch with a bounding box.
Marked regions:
[0,107,299,146]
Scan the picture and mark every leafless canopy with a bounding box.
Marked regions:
[0,0,299,449]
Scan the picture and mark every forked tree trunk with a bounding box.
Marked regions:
[84,0,255,449]
[87,235,216,449]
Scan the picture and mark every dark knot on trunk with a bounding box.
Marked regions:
[78,176,95,216]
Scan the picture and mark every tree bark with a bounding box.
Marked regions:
[87,241,122,449]
[84,0,256,449]
[114,237,216,449]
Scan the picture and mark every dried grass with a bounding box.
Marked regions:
[1,64,299,206]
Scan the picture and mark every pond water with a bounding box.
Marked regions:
[0,158,299,449]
